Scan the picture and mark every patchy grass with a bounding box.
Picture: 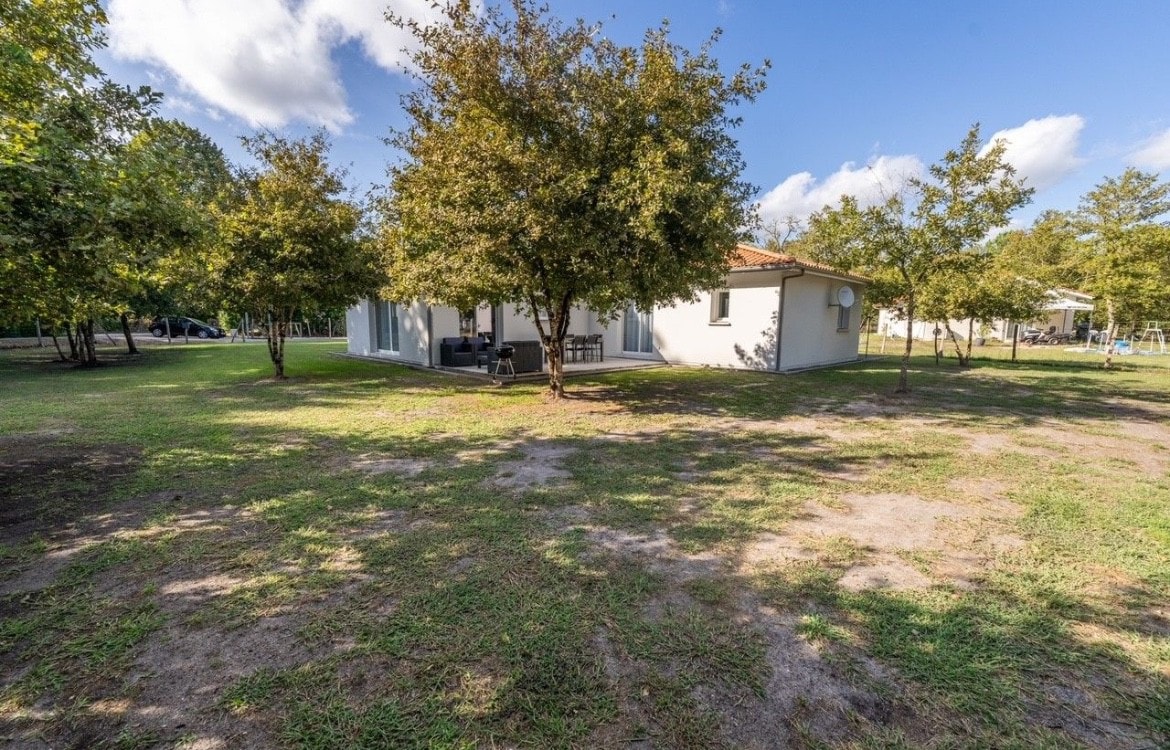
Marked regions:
[0,339,1167,748]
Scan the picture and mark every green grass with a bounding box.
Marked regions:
[0,339,1168,748]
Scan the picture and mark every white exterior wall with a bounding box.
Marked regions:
[876,308,1080,342]
[496,304,542,342]
[877,310,1011,342]
[346,300,376,355]
[345,299,443,366]
[611,270,863,371]
[652,274,782,369]
[777,273,862,371]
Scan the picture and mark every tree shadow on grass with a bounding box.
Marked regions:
[569,353,1170,430]
[2,345,1169,748]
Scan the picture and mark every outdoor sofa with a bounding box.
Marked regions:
[439,336,489,367]
[486,340,543,373]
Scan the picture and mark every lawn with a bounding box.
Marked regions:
[1,340,1167,749]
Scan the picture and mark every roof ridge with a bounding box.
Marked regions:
[730,243,869,283]
[734,242,799,264]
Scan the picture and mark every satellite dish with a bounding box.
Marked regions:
[836,286,855,308]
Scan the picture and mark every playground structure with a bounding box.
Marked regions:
[1070,321,1166,356]
[1134,321,1167,354]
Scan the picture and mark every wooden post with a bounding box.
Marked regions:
[35,317,43,347]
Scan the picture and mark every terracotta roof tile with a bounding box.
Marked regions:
[728,243,868,282]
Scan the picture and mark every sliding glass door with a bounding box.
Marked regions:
[622,305,653,354]
[375,300,399,353]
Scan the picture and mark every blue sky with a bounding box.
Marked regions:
[97,1,1170,234]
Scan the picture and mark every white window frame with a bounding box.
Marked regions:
[375,299,400,353]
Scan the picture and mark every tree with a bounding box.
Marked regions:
[209,133,377,378]
[112,120,234,353]
[0,79,161,363]
[0,0,106,168]
[916,239,1047,366]
[382,0,768,397]
[804,125,1032,392]
[0,0,177,364]
[1070,169,1170,340]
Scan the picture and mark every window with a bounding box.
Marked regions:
[710,290,731,324]
[837,303,851,332]
[458,309,476,337]
[375,300,400,352]
[622,305,654,353]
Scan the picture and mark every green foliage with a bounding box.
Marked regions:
[0,0,225,363]
[804,125,1032,390]
[999,169,1170,338]
[1070,169,1170,332]
[382,0,768,395]
[209,132,377,377]
[120,120,234,317]
[0,0,106,165]
[917,238,1048,363]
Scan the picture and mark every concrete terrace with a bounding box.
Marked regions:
[341,353,667,381]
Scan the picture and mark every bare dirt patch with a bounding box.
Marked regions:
[710,598,923,749]
[488,442,576,490]
[1025,424,1169,476]
[0,436,142,550]
[575,525,924,748]
[348,454,433,477]
[737,492,1019,592]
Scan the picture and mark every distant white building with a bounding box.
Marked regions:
[876,288,1094,341]
[346,245,869,373]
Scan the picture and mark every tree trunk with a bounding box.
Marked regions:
[530,295,573,398]
[965,319,975,365]
[64,321,78,360]
[1104,298,1113,346]
[940,320,968,367]
[545,339,565,397]
[897,297,914,393]
[50,328,67,361]
[267,311,288,379]
[79,318,98,365]
[1105,299,1118,348]
[120,312,138,355]
[85,319,98,364]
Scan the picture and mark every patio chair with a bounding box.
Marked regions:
[567,335,587,362]
[584,333,603,362]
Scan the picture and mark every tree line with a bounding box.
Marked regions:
[0,1,377,377]
[786,138,1169,392]
[6,1,1166,393]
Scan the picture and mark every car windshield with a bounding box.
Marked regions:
[184,318,210,326]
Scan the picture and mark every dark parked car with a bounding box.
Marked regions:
[149,316,225,339]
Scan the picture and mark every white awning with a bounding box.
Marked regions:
[1042,297,1095,312]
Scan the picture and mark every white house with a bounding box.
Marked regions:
[346,244,868,373]
[876,288,1095,342]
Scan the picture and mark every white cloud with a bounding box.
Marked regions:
[981,115,1085,191]
[758,115,1088,232]
[108,0,445,130]
[1129,128,1170,171]
[756,154,925,229]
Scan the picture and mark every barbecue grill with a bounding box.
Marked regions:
[492,345,515,378]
